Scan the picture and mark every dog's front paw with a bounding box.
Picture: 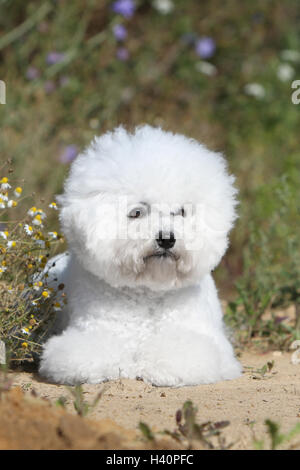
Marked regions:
[138,328,231,386]
[39,331,91,384]
[39,327,133,384]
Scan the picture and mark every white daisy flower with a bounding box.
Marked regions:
[24,224,33,236]
[36,209,46,219]
[21,328,30,335]
[0,177,11,190]
[0,231,9,240]
[49,202,58,210]
[244,83,266,99]
[53,301,62,311]
[277,63,295,82]
[7,240,16,249]
[7,200,17,208]
[195,60,217,76]
[32,214,43,226]
[28,206,37,217]
[41,290,50,299]
[48,231,58,239]
[0,266,7,275]
[281,49,300,62]
[0,197,6,209]
[152,0,174,14]
[33,281,43,291]
[14,187,22,198]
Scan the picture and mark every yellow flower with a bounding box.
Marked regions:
[48,231,58,239]
[33,214,42,225]
[14,187,22,197]
[21,342,28,348]
[7,200,17,208]
[24,224,33,235]
[0,231,9,239]
[33,281,43,290]
[42,290,50,298]
[28,206,37,216]
[0,177,11,190]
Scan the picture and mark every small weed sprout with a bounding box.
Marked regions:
[138,422,155,442]
[139,400,231,449]
[66,384,105,417]
[253,419,300,450]
[245,360,276,380]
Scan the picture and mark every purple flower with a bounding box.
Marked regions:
[116,47,129,61]
[59,145,78,164]
[46,51,65,65]
[195,37,216,59]
[112,0,135,18]
[44,80,56,94]
[113,24,127,41]
[26,66,40,80]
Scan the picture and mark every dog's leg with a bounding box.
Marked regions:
[39,325,134,384]
[137,320,242,387]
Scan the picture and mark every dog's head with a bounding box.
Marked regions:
[58,126,237,291]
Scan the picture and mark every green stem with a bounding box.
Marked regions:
[0,3,53,52]
[295,303,300,332]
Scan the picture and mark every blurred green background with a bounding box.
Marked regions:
[0,0,299,313]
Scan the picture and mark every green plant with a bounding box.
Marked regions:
[0,161,66,362]
[139,400,231,449]
[226,175,300,348]
[254,419,300,450]
[66,384,105,417]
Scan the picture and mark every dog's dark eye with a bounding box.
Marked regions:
[181,208,186,217]
[128,209,142,219]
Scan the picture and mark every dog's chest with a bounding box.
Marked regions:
[70,280,199,330]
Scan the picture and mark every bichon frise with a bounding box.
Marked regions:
[39,125,242,386]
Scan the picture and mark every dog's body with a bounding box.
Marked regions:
[39,126,242,386]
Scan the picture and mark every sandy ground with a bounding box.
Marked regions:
[7,350,300,450]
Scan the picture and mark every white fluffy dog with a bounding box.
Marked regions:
[39,125,242,386]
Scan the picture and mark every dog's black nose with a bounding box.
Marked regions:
[156,231,176,250]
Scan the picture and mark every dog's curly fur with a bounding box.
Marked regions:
[39,125,242,386]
